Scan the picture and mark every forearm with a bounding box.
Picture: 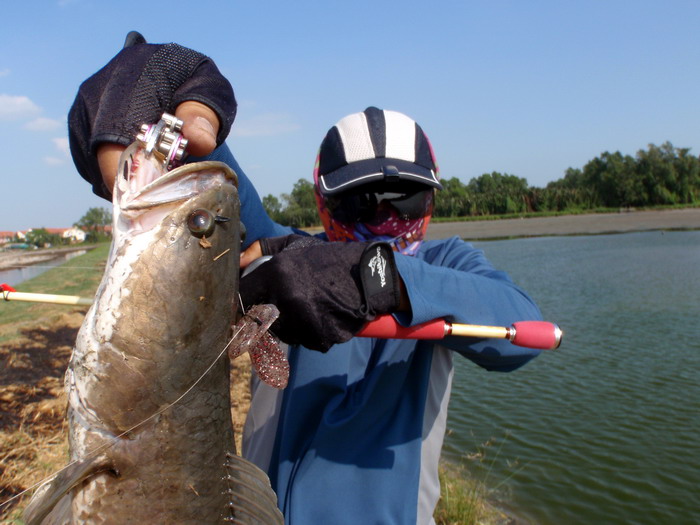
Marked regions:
[395,251,542,327]
[393,240,543,371]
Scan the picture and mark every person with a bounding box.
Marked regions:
[70,34,544,525]
[68,31,291,247]
[237,106,544,524]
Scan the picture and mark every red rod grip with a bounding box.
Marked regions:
[357,315,446,339]
[512,321,562,350]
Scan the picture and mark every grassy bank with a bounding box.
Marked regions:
[0,244,108,344]
[0,246,506,524]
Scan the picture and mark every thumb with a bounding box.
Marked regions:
[176,101,220,157]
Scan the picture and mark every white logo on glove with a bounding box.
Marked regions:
[368,247,387,288]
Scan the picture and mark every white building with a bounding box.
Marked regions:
[61,227,87,243]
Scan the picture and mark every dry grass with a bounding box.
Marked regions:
[435,461,517,525]
[230,352,252,454]
[0,312,79,522]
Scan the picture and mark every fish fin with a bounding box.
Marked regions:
[36,494,71,525]
[23,454,113,525]
[223,452,284,524]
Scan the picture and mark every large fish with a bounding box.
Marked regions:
[24,136,284,524]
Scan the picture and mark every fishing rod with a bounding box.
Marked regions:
[357,314,562,350]
[1,283,93,306]
[2,283,562,350]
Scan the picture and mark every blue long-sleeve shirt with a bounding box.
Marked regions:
[243,235,543,525]
[194,144,292,247]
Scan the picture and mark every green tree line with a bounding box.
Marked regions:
[74,207,112,243]
[262,142,700,227]
[262,179,319,228]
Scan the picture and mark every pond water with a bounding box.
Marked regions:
[443,231,700,525]
[0,250,87,287]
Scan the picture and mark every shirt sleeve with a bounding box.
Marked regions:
[394,236,543,371]
[195,144,293,248]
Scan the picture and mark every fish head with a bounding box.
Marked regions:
[104,140,240,364]
[78,142,241,424]
[113,141,239,242]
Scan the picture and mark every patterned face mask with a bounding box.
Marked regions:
[314,180,434,256]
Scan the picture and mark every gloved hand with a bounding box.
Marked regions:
[68,31,236,199]
[239,235,402,352]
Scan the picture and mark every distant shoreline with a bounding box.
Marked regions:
[0,246,92,272]
[426,208,700,241]
[3,208,698,272]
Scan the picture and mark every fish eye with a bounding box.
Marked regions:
[187,209,215,238]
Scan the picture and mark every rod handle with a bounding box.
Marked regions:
[357,315,446,339]
[511,321,563,350]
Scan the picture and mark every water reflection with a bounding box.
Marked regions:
[0,250,87,286]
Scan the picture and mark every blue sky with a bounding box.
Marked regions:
[2,1,699,231]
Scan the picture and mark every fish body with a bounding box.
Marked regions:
[25,143,283,524]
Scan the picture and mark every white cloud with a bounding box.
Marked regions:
[52,137,70,156]
[0,94,41,120]
[43,137,70,165]
[236,99,259,110]
[24,117,62,131]
[231,113,300,137]
[0,69,10,78]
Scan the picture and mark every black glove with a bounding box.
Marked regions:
[239,235,401,352]
[68,31,236,199]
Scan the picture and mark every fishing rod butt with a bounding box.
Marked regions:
[511,321,563,350]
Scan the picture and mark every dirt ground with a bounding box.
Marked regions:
[299,208,700,240]
[0,312,78,518]
[0,309,252,521]
[426,207,700,240]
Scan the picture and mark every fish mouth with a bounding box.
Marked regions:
[113,142,237,234]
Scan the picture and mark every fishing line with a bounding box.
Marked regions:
[0,265,101,270]
[0,324,245,511]
[237,292,246,316]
